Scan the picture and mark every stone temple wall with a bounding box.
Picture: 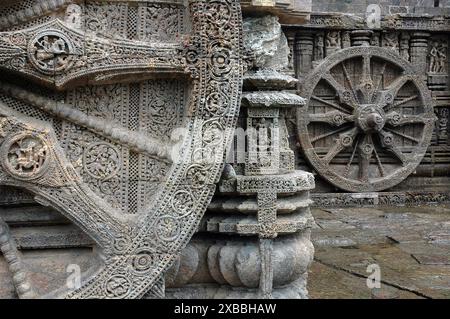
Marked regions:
[313,0,450,16]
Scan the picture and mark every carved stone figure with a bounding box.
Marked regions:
[325,30,341,55]
[429,39,448,74]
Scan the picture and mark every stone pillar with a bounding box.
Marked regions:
[295,30,314,82]
[410,32,430,78]
[170,14,317,299]
[351,30,373,47]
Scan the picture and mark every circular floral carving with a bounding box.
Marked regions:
[209,43,232,78]
[104,275,132,298]
[333,113,345,126]
[383,134,394,146]
[83,142,121,180]
[112,235,131,254]
[341,135,353,147]
[206,91,229,115]
[1,134,49,180]
[131,249,158,274]
[361,143,374,155]
[389,112,401,125]
[155,216,180,242]
[171,190,194,217]
[28,30,75,75]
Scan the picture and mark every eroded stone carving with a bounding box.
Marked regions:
[0,0,245,299]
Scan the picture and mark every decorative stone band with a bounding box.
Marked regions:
[235,170,315,195]
[312,191,450,208]
[287,13,450,32]
[208,192,312,214]
[242,91,306,108]
[205,209,314,236]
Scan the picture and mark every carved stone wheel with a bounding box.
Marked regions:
[0,0,245,299]
[297,47,435,192]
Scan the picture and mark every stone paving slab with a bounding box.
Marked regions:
[308,205,450,299]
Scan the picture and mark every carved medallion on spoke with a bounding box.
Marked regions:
[1,133,49,180]
[28,30,75,75]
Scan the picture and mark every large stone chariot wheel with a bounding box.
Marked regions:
[0,0,245,299]
[297,46,435,192]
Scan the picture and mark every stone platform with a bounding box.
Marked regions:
[309,205,450,299]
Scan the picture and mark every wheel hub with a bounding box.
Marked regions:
[355,104,386,132]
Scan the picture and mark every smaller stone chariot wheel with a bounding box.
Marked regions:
[297,46,436,192]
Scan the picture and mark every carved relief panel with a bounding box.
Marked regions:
[0,0,245,299]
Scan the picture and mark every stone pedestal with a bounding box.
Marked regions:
[163,14,315,299]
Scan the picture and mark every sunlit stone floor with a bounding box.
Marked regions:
[308,205,450,299]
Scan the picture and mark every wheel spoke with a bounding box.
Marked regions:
[386,111,435,127]
[322,72,357,109]
[357,135,373,182]
[372,145,386,177]
[358,54,375,104]
[379,130,408,165]
[310,95,351,114]
[322,128,358,164]
[341,62,358,101]
[393,95,419,108]
[311,126,350,144]
[373,62,387,103]
[377,74,412,108]
[343,136,359,178]
[308,110,354,126]
[383,127,420,143]
[361,54,373,85]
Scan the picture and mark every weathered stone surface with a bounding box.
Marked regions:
[310,205,450,299]
[242,91,306,108]
[243,15,290,70]
[0,0,246,299]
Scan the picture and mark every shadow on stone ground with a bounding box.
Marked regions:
[308,205,450,299]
